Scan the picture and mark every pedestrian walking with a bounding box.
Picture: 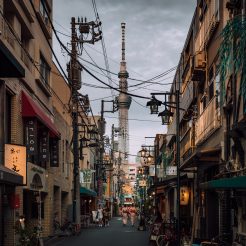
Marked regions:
[97,205,104,227]
[121,204,129,226]
[103,206,110,227]
[129,204,137,227]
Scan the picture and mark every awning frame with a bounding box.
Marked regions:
[21,91,60,138]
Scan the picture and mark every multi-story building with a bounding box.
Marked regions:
[0,0,78,244]
[164,0,246,243]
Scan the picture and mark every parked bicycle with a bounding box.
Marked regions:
[201,233,232,246]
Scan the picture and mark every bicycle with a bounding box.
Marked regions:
[201,233,231,246]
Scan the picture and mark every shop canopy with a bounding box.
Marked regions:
[80,186,97,197]
[200,176,246,189]
[21,91,60,138]
[0,165,23,185]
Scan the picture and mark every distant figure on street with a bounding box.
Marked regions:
[129,204,137,227]
[97,205,104,227]
[103,206,110,227]
[121,204,129,226]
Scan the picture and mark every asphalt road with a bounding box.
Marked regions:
[47,217,149,246]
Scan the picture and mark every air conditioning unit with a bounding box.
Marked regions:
[194,52,206,68]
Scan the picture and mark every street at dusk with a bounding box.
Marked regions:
[0,0,246,245]
[46,217,149,246]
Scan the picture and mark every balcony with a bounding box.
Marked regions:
[180,80,195,120]
[195,96,221,145]
[195,0,220,51]
[0,17,25,77]
[180,128,195,162]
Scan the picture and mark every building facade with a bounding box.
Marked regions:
[164,0,246,243]
[0,0,76,244]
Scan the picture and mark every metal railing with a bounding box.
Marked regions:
[181,128,193,157]
[195,96,221,145]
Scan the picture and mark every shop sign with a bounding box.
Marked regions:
[80,169,92,183]
[166,166,177,176]
[139,180,146,187]
[149,165,155,176]
[25,119,37,156]
[39,130,49,162]
[50,138,59,167]
[157,167,164,178]
[4,144,27,184]
[26,162,47,192]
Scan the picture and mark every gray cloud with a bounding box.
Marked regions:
[53,0,196,161]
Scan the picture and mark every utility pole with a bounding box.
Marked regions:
[71,17,80,226]
[68,16,102,226]
[98,100,117,205]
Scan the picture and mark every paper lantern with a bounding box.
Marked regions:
[180,186,189,205]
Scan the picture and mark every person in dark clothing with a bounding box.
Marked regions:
[138,211,146,231]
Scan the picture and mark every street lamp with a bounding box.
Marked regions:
[146,96,162,114]
[140,147,147,157]
[158,107,174,125]
[146,90,181,245]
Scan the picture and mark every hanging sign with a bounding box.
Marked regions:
[39,129,49,162]
[25,119,37,156]
[80,169,92,183]
[139,180,146,187]
[166,166,177,176]
[149,165,155,176]
[50,138,59,167]
[4,144,27,184]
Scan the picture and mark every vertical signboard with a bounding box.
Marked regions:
[149,165,155,176]
[25,119,37,157]
[4,144,27,184]
[50,138,59,167]
[39,129,49,164]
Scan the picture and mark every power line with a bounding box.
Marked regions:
[84,47,118,86]
[104,115,161,123]
[91,0,115,97]
[30,0,69,84]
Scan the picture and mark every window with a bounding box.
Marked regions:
[39,0,49,25]
[40,55,50,84]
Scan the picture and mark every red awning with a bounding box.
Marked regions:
[21,91,60,138]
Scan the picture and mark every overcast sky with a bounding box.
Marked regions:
[53,0,196,162]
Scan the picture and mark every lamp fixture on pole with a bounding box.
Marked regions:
[146,90,181,245]
[146,96,162,114]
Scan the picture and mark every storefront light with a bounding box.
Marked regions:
[180,186,189,205]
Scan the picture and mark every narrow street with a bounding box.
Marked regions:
[47,217,149,246]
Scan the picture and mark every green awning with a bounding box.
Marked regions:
[200,176,246,189]
[80,186,97,197]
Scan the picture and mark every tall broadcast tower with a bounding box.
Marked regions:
[117,23,132,163]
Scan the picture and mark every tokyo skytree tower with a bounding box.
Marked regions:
[116,23,132,163]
